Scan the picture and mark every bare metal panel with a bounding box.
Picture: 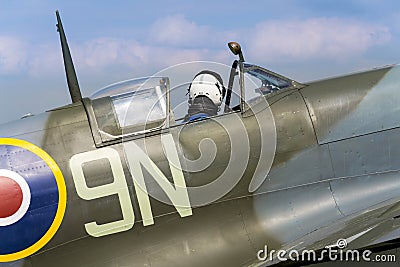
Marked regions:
[330,171,400,216]
[0,113,50,138]
[269,91,316,154]
[259,145,334,191]
[253,182,343,245]
[254,90,326,191]
[329,128,400,178]
[301,66,397,144]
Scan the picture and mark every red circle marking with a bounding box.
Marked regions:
[0,176,23,218]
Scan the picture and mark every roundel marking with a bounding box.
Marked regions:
[0,170,31,225]
[0,138,67,262]
[0,176,23,218]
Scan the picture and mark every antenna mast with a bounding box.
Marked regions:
[56,11,82,103]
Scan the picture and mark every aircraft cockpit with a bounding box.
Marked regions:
[84,42,302,146]
[243,63,293,96]
[86,77,170,143]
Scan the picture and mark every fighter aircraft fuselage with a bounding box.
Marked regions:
[1,13,400,267]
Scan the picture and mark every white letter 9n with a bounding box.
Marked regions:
[70,147,134,237]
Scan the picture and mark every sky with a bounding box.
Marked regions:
[0,0,399,123]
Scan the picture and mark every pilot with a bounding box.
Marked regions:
[185,70,226,122]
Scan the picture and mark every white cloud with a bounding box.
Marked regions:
[78,38,146,68]
[149,14,214,47]
[0,16,393,78]
[246,18,391,62]
[27,43,63,77]
[0,37,27,73]
[149,14,238,49]
[70,37,227,76]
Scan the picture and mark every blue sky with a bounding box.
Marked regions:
[0,0,399,123]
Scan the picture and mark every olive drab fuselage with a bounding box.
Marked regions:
[1,64,400,266]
